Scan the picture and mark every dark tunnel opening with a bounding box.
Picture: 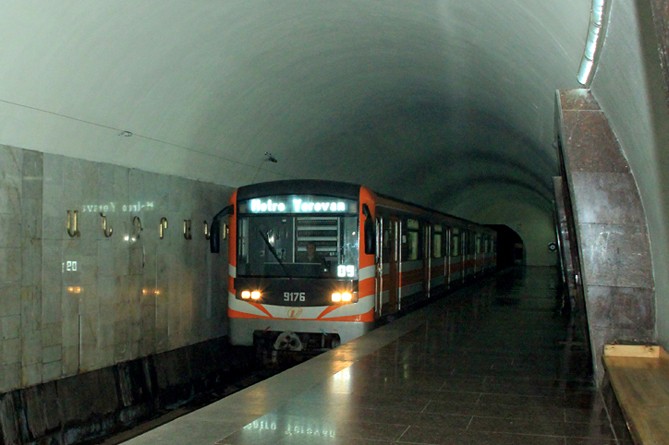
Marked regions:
[489,224,525,269]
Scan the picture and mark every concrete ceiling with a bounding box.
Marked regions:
[0,0,592,261]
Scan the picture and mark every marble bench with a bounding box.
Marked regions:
[603,344,669,445]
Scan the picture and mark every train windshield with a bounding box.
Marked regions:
[236,197,359,279]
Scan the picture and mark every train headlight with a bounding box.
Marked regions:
[331,290,356,304]
[241,290,262,301]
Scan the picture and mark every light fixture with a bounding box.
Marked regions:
[331,290,357,304]
[577,0,609,86]
[240,290,262,301]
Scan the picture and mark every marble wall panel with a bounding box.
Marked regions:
[21,208,42,289]
[20,283,42,386]
[1,144,233,394]
[21,362,41,388]
[126,276,143,360]
[578,223,653,289]
[0,362,20,392]
[138,297,156,357]
[0,214,20,249]
[0,362,13,391]
[41,240,63,325]
[153,241,171,353]
[1,314,20,341]
[40,323,61,349]
[587,285,655,330]
[0,248,21,285]
[41,361,62,382]
[2,337,20,366]
[97,275,118,369]
[561,112,630,174]
[42,345,61,364]
[60,292,79,376]
[0,285,21,317]
[570,172,646,226]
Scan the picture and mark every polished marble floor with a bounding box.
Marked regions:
[123,268,630,445]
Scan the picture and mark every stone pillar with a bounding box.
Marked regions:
[556,89,655,382]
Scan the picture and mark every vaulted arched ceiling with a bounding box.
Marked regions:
[0,0,593,264]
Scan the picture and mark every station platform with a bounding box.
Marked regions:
[121,268,625,445]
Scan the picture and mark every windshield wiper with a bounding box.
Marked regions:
[258,230,292,279]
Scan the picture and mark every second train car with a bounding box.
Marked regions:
[210,180,496,352]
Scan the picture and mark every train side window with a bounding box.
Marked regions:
[475,234,481,254]
[432,225,442,258]
[382,221,391,260]
[404,218,421,261]
[451,228,460,257]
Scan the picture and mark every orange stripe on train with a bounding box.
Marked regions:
[229,308,375,323]
[228,302,273,319]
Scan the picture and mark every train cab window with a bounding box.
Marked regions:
[432,225,442,258]
[236,208,359,279]
[403,218,421,261]
[451,228,460,257]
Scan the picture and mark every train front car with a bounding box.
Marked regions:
[227,180,376,353]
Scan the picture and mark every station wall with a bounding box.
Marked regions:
[592,0,669,350]
[0,144,231,393]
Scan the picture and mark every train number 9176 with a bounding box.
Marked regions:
[283,292,306,302]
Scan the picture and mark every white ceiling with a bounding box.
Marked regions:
[0,0,591,223]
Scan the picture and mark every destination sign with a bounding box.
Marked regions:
[241,195,357,214]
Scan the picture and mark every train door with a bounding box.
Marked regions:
[461,230,468,282]
[424,224,431,298]
[450,227,462,284]
[380,216,400,315]
[445,227,452,288]
[375,217,383,317]
[474,233,481,276]
[431,224,445,295]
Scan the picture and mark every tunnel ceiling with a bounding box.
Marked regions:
[0,0,591,222]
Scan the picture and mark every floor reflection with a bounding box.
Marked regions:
[219,267,630,445]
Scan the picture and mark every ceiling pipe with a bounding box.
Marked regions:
[577,0,610,86]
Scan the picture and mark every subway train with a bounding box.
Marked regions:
[210,180,497,352]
